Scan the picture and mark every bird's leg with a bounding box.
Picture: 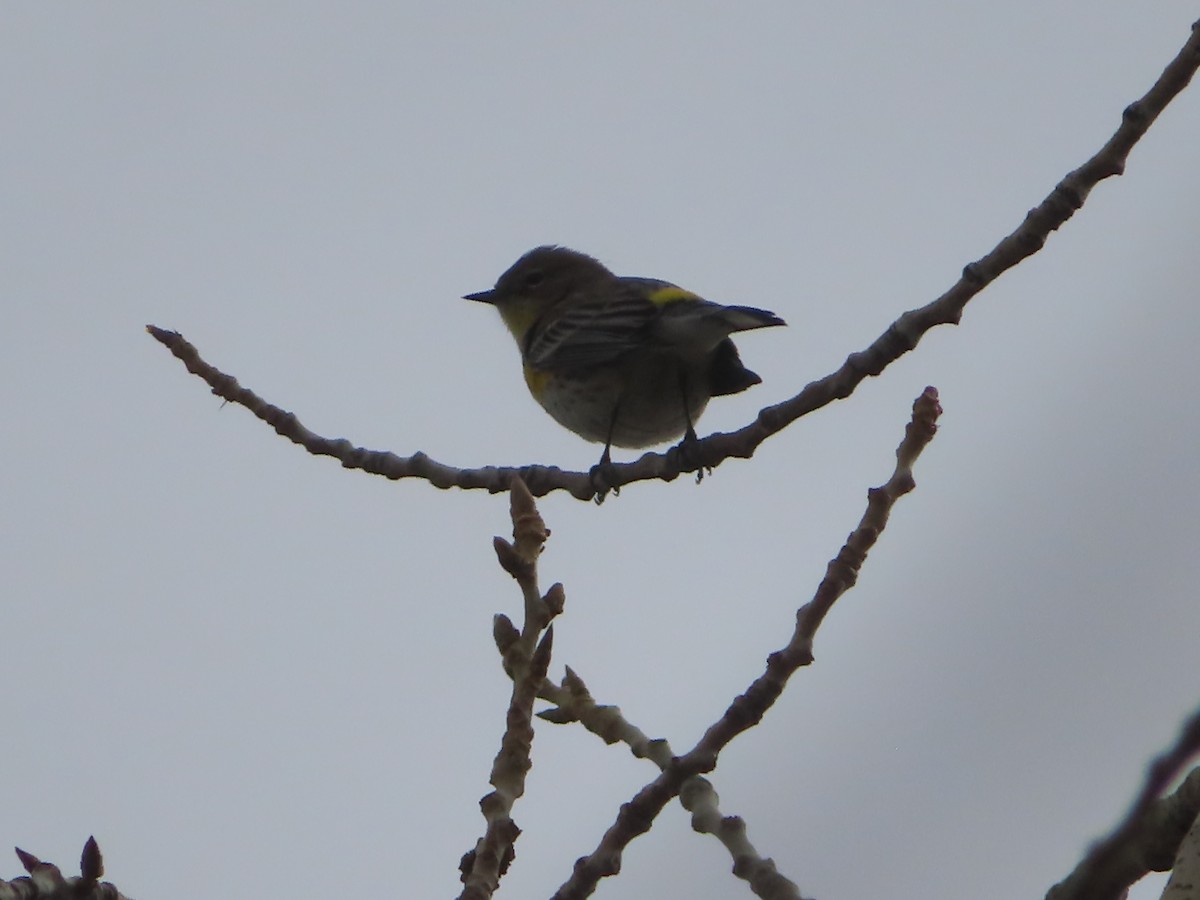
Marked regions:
[589,404,622,503]
[672,370,709,483]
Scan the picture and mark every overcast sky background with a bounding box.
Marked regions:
[3,4,1199,899]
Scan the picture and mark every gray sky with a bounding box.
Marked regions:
[3,4,1199,899]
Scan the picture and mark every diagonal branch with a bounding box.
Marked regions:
[147,19,1200,501]
[549,387,942,900]
[1046,709,1200,900]
[537,667,805,900]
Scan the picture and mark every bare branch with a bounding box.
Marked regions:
[0,840,129,900]
[1047,709,1200,900]
[1161,796,1200,900]
[146,20,1200,500]
[550,388,942,899]
[458,479,558,900]
[537,667,804,900]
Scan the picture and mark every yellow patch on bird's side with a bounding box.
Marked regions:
[646,286,702,306]
[523,361,551,398]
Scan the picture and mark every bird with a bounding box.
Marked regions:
[464,245,785,471]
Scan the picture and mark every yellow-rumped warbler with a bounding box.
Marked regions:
[465,245,786,466]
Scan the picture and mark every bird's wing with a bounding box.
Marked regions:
[525,281,667,371]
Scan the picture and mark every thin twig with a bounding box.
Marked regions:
[1046,709,1200,900]
[1,838,130,900]
[458,479,559,900]
[538,668,804,900]
[147,19,1200,500]
[549,388,942,900]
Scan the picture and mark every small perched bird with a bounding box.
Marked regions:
[464,245,786,467]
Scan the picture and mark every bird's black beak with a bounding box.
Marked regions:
[463,290,496,304]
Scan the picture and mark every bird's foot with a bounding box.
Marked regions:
[589,446,621,504]
[669,428,712,484]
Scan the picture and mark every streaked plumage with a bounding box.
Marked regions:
[465,246,785,460]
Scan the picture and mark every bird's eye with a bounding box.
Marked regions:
[523,269,545,288]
